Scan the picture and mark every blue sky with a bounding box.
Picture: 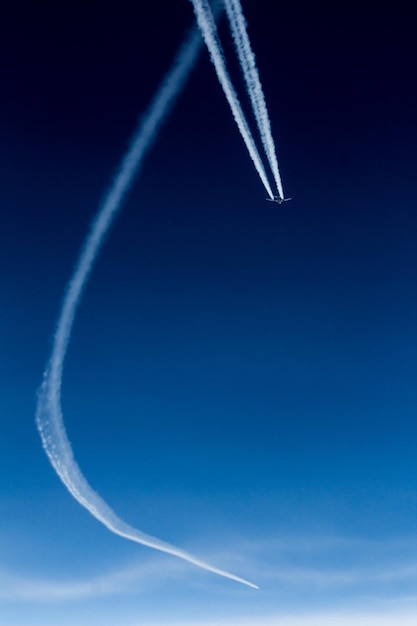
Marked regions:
[0,0,416,624]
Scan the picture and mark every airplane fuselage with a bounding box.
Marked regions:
[266,195,292,204]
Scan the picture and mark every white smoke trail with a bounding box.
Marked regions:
[189,0,274,198]
[36,21,257,590]
[223,0,284,199]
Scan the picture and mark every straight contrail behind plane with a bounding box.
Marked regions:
[189,0,274,199]
[223,0,285,200]
[36,15,258,590]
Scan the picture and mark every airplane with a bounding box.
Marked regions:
[266,195,292,204]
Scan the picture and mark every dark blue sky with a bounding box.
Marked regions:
[0,1,416,624]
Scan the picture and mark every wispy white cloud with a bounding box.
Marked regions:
[130,614,417,626]
[237,532,417,556]
[257,562,417,587]
[0,556,188,602]
[1,533,416,604]
[34,4,256,590]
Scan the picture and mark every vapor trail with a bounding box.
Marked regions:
[189,0,274,198]
[36,20,257,590]
[223,0,284,199]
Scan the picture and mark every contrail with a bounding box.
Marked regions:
[189,0,274,198]
[36,19,257,590]
[223,0,284,199]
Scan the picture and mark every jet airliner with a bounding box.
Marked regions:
[266,195,292,204]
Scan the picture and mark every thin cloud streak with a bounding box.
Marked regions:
[229,534,417,587]
[189,0,274,198]
[223,0,285,199]
[259,563,417,587]
[137,614,417,626]
[0,557,189,602]
[2,533,415,602]
[35,14,256,590]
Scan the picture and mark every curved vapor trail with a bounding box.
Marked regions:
[189,0,274,198]
[223,0,284,199]
[36,20,258,590]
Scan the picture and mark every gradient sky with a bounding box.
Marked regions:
[1,1,416,625]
